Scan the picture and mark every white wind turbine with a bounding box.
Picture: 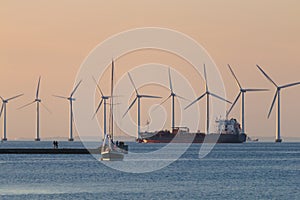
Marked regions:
[53,80,82,141]
[257,65,300,142]
[185,64,232,134]
[123,72,161,139]
[158,68,188,132]
[0,94,23,141]
[92,77,112,140]
[19,76,51,141]
[227,64,268,134]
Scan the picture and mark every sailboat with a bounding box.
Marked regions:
[99,60,127,161]
[100,134,124,161]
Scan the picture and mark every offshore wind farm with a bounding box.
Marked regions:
[0,63,299,143]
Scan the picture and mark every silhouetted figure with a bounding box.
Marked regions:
[53,141,58,149]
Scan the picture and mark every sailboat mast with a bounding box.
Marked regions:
[109,59,114,140]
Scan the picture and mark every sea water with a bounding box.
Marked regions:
[0,142,299,200]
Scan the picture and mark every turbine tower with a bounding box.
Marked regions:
[92,77,112,140]
[19,76,50,141]
[257,65,300,142]
[227,64,268,134]
[123,72,161,139]
[53,80,82,141]
[185,64,232,134]
[0,94,23,141]
[158,68,187,132]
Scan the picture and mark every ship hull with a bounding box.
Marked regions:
[140,132,247,143]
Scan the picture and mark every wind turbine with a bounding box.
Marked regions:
[92,77,111,140]
[227,64,268,134]
[256,65,300,142]
[0,94,23,141]
[53,80,82,141]
[123,72,161,139]
[158,68,188,132]
[185,64,232,134]
[19,76,50,141]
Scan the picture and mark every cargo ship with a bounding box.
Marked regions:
[138,118,247,143]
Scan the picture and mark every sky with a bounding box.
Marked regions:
[0,0,300,141]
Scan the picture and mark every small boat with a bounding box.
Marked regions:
[101,135,124,161]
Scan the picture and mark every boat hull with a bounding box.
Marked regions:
[101,150,124,161]
[140,132,247,143]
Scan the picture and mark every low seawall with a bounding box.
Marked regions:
[0,148,101,154]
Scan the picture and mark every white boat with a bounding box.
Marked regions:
[101,135,124,161]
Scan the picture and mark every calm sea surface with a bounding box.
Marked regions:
[0,141,299,200]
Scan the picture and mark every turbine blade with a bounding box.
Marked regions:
[0,96,4,101]
[175,94,190,101]
[160,95,172,106]
[268,91,278,118]
[0,104,3,117]
[18,101,35,110]
[70,80,82,97]
[36,76,41,99]
[184,92,206,110]
[122,97,137,118]
[168,67,173,93]
[152,95,171,111]
[204,64,208,92]
[6,94,24,101]
[244,88,269,92]
[280,82,300,89]
[227,64,242,89]
[256,65,278,87]
[93,99,103,119]
[140,95,161,99]
[227,92,241,116]
[53,95,68,99]
[41,102,52,114]
[128,72,138,95]
[210,93,232,104]
[92,76,104,97]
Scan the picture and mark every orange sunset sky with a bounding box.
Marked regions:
[1,1,300,140]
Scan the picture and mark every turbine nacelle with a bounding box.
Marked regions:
[102,96,110,100]
[67,97,76,101]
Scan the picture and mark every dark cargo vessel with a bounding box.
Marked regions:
[139,118,247,143]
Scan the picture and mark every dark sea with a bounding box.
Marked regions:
[0,141,299,200]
